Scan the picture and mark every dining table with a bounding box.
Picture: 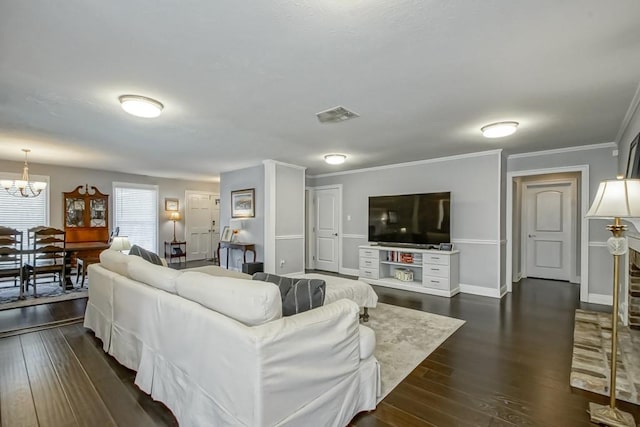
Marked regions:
[18,241,111,299]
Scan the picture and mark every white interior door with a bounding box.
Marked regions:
[314,187,340,272]
[185,192,218,261]
[524,182,573,281]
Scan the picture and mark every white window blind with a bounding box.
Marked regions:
[113,183,158,252]
[0,172,49,234]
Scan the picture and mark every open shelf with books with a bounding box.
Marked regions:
[359,245,459,297]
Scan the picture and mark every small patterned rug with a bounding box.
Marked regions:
[0,279,88,311]
[570,309,640,404]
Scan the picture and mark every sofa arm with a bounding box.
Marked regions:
[359,324,376,360]
[252,299,364,426]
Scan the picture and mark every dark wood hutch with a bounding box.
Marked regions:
[63,184,110,244]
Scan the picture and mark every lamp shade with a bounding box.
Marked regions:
[229,219,244,231]
[586,179,640,218]
[170,211,181,221]
[110,236,132,251]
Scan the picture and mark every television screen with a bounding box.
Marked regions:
[368,192,450,246]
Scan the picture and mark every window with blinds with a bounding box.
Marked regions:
[0,172,49,233]
[113,183,158,253]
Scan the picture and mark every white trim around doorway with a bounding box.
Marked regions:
[306,184,343,274]
[506,165,590,302]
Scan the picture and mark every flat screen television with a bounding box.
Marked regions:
[368,192,450,246]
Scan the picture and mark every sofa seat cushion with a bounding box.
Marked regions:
[176,272,282,326]
[252,273,326,316]
[127,256,182,293]
[184,265,251,279]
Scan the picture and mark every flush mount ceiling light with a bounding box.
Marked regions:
[481,121,519,138]
[324,154,347,165]
[119,95,164,118]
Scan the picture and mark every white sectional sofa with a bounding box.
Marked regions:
[84,250,380,426]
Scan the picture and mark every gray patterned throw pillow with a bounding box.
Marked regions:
[129,244,163,266]
[252,273,326,316]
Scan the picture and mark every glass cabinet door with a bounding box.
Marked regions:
[65,197,85,227]
[90,198,107,227]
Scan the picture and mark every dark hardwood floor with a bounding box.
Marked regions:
[0,298,87,337]
[0,278,637,426]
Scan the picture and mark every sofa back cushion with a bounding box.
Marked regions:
[99,249,133,277]
[176,272,282,326]
[127,256,182,293]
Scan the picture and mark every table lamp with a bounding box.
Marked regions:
[110,236,131,253]
[170,211,181,243]
[230,219,244,242]
[586,178,640,427]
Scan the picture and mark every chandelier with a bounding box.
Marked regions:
[0,149,47,198]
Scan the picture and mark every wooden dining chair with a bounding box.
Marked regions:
[0,226,23,290]
[23,226,66,297]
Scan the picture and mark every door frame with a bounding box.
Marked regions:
[184,190,219,261]
[506,165,589,302]
[520,178,577,283]
[306,184,343,272]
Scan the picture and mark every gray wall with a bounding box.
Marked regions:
[507,145,618,296]
[309,151,503,291]
[219,164,265,271]
[270,162,305,275]
[0,159,218,254]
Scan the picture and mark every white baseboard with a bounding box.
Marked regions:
[587,293,613,306]
[459,283,503,299]
[500,284,508,297]
[513,272,522,282]
[340,268,360,277]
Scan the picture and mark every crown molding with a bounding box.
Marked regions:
[506,142,617,160]
[308,149,502,179]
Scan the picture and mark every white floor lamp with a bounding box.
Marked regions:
[586,178,640,427]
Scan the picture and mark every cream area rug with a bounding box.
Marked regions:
[366,303,465,401]
[0,280,88,311]
[570,309,640,404]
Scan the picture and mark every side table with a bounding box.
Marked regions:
[217,242,256,269]
[165,241,187,264]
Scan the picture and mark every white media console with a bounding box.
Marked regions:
[359,245,460,297]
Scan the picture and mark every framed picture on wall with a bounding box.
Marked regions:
[626,132,640,178]
[220,226,233,242]
[231,188,255,218]
[165,198,179,211]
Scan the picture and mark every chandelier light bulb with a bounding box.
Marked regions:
[1,149,47,198]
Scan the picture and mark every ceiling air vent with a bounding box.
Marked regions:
[316,106,360,124]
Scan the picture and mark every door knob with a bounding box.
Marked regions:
[528,234,536,238]
[333,233,338,236]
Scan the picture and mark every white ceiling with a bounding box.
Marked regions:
[1,1,639,180]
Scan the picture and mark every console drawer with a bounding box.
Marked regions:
[424,253,449,265]
[359,268,379,280]
[359,257,378,269]
[359,248,380,260]
[423,264,449,278]
[423,276,450,290]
